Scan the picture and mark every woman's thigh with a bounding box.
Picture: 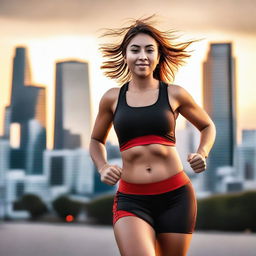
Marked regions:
[156,233,193,256]
[154,182,197,234]
[113,216,157,256]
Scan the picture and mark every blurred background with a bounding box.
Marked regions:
[0,0,256,255]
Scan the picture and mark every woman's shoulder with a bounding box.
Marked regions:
[166,83,184,97]
[165,83,195,108]
[102,86,121,100]
[99,86,121,109]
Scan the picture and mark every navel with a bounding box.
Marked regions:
[146,167,152,172]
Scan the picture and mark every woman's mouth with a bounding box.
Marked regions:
[136,64,149,67]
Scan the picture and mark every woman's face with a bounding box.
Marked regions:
[125,33,160,78]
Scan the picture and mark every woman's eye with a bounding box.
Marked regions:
[131,49,154,53]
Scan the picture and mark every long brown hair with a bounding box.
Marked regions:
[98,14,202,85]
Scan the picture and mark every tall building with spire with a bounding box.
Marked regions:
[10,47,32,123]
[54,60,92,150]
[202,43,237,192]
[8,47,47,174]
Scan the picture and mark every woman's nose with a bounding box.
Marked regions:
[138,50,148,60]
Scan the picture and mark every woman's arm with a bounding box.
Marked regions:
[89,88,122,184]
[89,88,113,171]
[195,123,216,159]
[175,85,216,172]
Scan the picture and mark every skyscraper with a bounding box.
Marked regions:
[26,88,47,175]
[26,119,46,175]
[54,60,92,150]
[0,138,10,218]
[10,47,31,123]
[3,106,11,139]
[9,47,47,173]
[236,130,256,190]
[202,43,237,192]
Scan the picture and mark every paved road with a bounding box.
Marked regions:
[0,222,255,256]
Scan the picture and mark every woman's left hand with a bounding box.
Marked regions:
[187,153,207,173]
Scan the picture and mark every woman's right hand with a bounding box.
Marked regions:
[99,164,123,186]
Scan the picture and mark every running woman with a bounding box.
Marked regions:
[89,15,216,256]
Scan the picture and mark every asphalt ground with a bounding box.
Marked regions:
[0,222,255,256]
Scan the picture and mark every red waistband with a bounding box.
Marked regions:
[118,170,190,195]
[120,135,175,151]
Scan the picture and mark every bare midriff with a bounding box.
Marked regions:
[120,143,184,184]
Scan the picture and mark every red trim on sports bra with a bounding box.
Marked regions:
[120,134,175,152]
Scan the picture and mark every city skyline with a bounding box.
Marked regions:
[1,33,255,148]
[1,33,256,221]
[1,1,256,148]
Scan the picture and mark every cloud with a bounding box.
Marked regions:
[0,0,255,35]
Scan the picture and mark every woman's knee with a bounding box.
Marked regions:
[113,216,157,256]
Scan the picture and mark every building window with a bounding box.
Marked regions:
[16,181,25,198]
[50,156,64,185]
[244,162,254,180]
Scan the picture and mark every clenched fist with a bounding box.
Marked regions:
[187,153,207,173]
[99,164,123,186]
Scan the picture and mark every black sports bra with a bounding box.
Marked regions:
[113,80,176,152]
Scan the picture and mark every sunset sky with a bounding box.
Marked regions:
[0,0,255,148]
